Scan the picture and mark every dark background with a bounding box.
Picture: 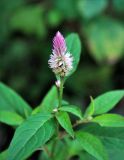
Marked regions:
[0,0,124,159]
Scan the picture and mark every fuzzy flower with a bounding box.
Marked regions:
[48,31,73,77]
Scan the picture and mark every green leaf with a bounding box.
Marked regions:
[8,113,55,160]
[79,151,96,160]
[88,90,124,115]
[78,0,108,19]
[92,114,124,127]
[59,105,83,119]
[0,83,32,118]
[66,33,81,77]
[40,86,58,111]
[0,150,8,160]
[84,96,94,117]
[32,86,58,114]
[76,131,108,160]
[32,106,41,115]
[61,100,69,106]
[84,17,124,64]
[56,111,74,137]
[83,124,124,159]
[0,111,24,126]
[107,149,124,160]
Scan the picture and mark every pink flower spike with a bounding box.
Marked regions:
[53,31,67,56]
[48,31,73,77]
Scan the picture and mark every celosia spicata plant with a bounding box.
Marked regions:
[0,32,124,160]
[49,31,73,109]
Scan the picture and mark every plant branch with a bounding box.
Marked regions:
[73,118,92,128]
[59,118,92,139]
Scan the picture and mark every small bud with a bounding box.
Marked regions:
[55,80,61,87]
[53,108,58,112]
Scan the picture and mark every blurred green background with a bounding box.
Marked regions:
[0,0,124,159]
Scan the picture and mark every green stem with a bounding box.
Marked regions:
[50,77,64,159]
[58,77,64,108]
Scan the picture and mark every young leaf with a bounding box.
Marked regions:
[32,86,58,114]
[59,105,83,119]
[84,96,94,117]
[56,111,74,137]
[92,114,124,127]
[66,33,81,77]
[61,100,69,106]
[88,90,124,115]
[0,111,24,126]
[8,113,55,160]
[76,131,108,160]
[0,83,32,118]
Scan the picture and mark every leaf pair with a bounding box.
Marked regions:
[85,90,124,116]
[56,104,83,138]
[0,83,57,160]
[76,90,124,160]
[84,90,124,127]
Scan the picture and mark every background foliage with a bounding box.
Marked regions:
[0,0,124,159]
